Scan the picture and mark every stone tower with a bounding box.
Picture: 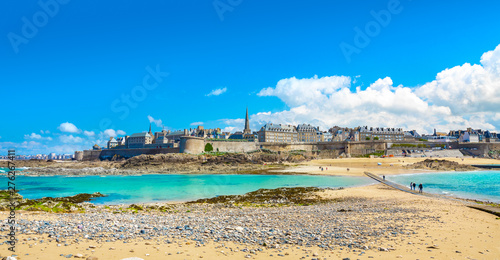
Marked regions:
[243,107,251,134]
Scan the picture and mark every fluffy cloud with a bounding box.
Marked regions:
[239,44,500,134]
[58,122,80,133]
[59,135,84,144]
[190,122,204,126]
[24,132,53,141]
[416,45,500,115]
[25,133,42,139]
[206,87,227,96]
[83,130,95,137]
[147,115,163,127]
[258,75,351,107]
[221,126,237,133]
[252,76,448,133]
[103,129,126,138]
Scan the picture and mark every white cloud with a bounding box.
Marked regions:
[24,132,53,141]
[103,129,117,138]
[190,122,204,126]
[258,75,351,107]
[206,87,227,96]
[59,135,84,144]
[40,130,50,134]
[83,130,95,137]
[58,122,80,133]
[222,126,237,133]
[147,115,163,127]
[102,129,126,138]
[241,44,500,134]
[25,133,42,139]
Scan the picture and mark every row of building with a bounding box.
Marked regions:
[98,109,500,150]
[421,128,500,143]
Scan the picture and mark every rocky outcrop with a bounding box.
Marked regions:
[0,191,105,212]
[405,159,478,171]
[15,152,310,176]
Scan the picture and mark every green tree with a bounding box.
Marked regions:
[205,143,213,152]
[365,137,371,140]
[373,137,379,140]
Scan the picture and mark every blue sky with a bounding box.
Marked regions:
[2,0,500,155]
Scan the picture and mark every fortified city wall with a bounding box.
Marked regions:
[78,137,500,160]
[81,147,179,161]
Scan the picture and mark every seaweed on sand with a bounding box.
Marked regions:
[187,187,344,207]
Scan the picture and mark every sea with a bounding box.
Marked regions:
[387,170,500,203]
[2,167,498,204]
[0,168,375,204]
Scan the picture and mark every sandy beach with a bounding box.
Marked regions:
[277,157,500,176]
[1,157,499,259]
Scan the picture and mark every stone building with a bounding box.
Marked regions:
[258,123,298,143]
[166,129,189,143]
[358,126,404,141]
[317,131,332,142]
[191,125,222,139]
[117,137,126,146]
[107,137,118,149]
[329,126,360,142]
[127,132,153,148]
[296,124,318,142]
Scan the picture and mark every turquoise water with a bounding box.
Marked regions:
[387,171,500,203]
[0,169,375,204]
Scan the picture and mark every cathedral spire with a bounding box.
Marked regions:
[244,107,251,134]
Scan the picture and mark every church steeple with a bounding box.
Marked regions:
[149,123,153,136]
[243,107,251,134]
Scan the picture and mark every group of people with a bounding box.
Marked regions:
[410,182,423,193]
